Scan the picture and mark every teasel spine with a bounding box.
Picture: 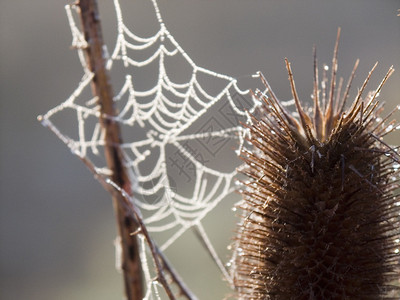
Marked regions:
[232,29,400,299]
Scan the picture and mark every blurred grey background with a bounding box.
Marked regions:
[1,0,399,299]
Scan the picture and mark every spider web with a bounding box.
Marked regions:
[41,0,256,248]
[38,0,295,297]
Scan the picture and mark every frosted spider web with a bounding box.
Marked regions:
[39,0,294,297]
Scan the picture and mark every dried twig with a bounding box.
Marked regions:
[76,0,143,298]
[39,115,197,300]
[77,154,197,300]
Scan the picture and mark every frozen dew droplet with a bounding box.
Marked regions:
[324,65,329,71]
[395,249,399,254]
[232,206,237,212]
[386,125,394,132]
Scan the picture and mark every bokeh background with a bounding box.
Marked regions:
[1,0,399,299]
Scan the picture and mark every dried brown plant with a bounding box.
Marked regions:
[233,29,400,299]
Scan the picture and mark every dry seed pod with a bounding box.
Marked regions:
[233,30,400,299]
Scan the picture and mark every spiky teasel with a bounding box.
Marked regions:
[233,29,400,299]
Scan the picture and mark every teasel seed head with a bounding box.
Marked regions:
[232,29,400,299]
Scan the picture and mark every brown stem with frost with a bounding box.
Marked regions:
[76,153,196,300]
[77,0,143,298]
[39,116,197,300]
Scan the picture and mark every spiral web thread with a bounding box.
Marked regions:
[39,0,297,297]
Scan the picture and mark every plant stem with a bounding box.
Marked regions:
[77,0,143,298]
[76,154,198,300]
[40,117,198,300]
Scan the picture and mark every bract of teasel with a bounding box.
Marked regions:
[232,29,400,299]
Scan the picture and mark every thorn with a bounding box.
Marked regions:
[325,28,341,138]
[313,46,323,139]
[285,58,314,142]
[339,59,359,114]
